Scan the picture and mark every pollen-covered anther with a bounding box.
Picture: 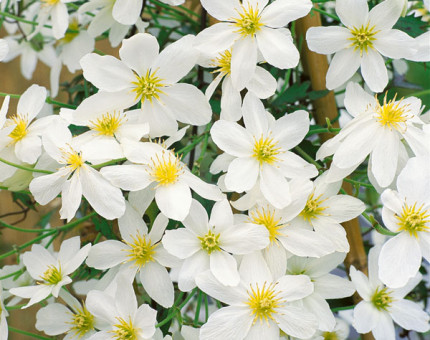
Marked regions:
[110,316,139,340]
[348,22,378,55]
[90,111,124,137]
[252,135,282,165]
[68,305,95,337]
[124,233,157,267]
[371,286,394,311]
[61,149,85,172]
[375,93,411,132]
[40,265,63,285]
[7,114,29,143]
[233,5,263,37]
[300,193,328,222]
[246,281,285,324]
[249,206,284,244]
[198,229,221,254]
[131,70,166,104]
[149,151,184,186]
[396,202,430,238]
[212,50,232,76]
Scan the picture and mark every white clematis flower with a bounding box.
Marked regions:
[317,82,427,188]
[211,93,318,209]
[196,252,318,340]
[195,0,312,90]
[86,202,178,308]
[9,237,91,308]
[162,199,270,290]
[350,246,430,339]
[100,141,223,221]
[306,0,416,92]
[378,156,430,288]
[78,33,211,137]
[29,122,126,222]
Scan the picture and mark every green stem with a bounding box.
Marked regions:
[92,158,126,169]
[331,305,355,312]
[0,268,25,280]
[306,127,341,137]
[0,92,76,109]
[311,7,340,21]
[194,290,203,325]
[156,288,197,328]
[8,327,53,340]
[0,220,54,233]
[294,146,322,170]
[344,178,374,189]
[0,157,53,174]
[362,212,398,236]
[411,88,430,98]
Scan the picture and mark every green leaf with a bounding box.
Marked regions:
[272,81,311,106]
[393,15,428,38]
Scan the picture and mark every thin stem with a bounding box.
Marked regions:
[362,212,398,236]
[92,158,126,169]
[344,178,374,189]
[311,7,340,21]
[8,327,53,340]
[0,219,54,233]
[294,146,322,170]
[0,92,76,109]
[0,157,53,174]
[331,305,355,312]
[156,288,197,328]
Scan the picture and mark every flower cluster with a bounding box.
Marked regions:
[0,0,428,339]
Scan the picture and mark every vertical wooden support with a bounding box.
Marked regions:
[296,9,374,340]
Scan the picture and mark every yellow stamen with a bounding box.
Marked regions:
[40,265,63,285]
[124,233,157,267]
[68,304,95,337]
[198,229,221,254]
[233,5,263,37]
[41,0,60,5]
[149,151,183,186]
[131,70,166,105]
[110,317,139,340]
[322,331,340,340]
[62,150,84,172]
[371,286,393,311]
[90,111,124,137]
[59,18,79,44]
[300,193,328,222]
[8,115,28,143]
[249,206,284,244]
[348,22,378,56]
[211,50,232,76]
[252,135,281,165]
[374,94,410,132]
[246,282,285,324]
[396,202,430,238]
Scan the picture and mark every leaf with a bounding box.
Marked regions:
[272,81,311,107]
[393,15,428,38]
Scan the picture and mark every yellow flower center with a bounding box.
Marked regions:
[41,0,60,6]
[62,150,85,172]
[40,265,63,285]
[246,282,284,324]
[371,286,393,311]
[300,193,328,222]
[68,305,95,337]
[8,115,28,143]
[233,5,263,37]
[198,229,221,254]
[149,151,183,186]
[322,332,340,340]
[252,135,281,165]
[348,23,378,55]
[90,112,124,137]
[375,94,410,132]
[249,206,284,244]
[111,317,138,340]
[124,233,157,267]
[59,19,79,44]
[131,70,165,105]
[212,50,232,76]
[396,202,430,238]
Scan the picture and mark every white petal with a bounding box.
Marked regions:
[59,175,82,222]
[361,49,388,93]
[368,0,403,30]
[112,0,142,25]
[18,84,47,120]
[276,274,314,301]
[256,27,299,69]
[373,29,416,59]
[182,199,209,236]
[119,33,159,75]
[306,26,350,54]
[272,110,309,150]
[314,274,355,299]
[390,299,430,332]
[344,81,376,118]
[29,168,69,205]
[349,266,372,300]
[326,48,361,90]
[371,312,395,340]
[260,164,291,208]
[261,0,312,27]
[274,306,318,339]
[155,181,191,221]
[211,120,253,157]
[370,129,399,187]
[230,37,257,90]
[225,157,259,192]
[35,303,71,335]
[247,66,277,99]
[140,262,174,308]
[279,227,333,257]
[324,195,365,222]
[100,165,152,191]
[178,251,209,291]
[210,251,240,286]
[220,223,269,254]
[242,93,269,136]
[194,23,238,55]
[162,228,201,259]
[335,0,368,28]
[200,0,239,21]
[51,2,69,39]
[86,240,127,269]
[352,301,380,333]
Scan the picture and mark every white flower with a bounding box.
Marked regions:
[211,93,318,208]
[195,0,312,90]
[378,156,430,288]
[350,246,430,339]
[196,252,318,340]
[287,253,356,332]
[9,237,91,308]
[36,290,97,339]
[0,39,8,61]
[306,0,416,92]
[284,171,365,253]
[61,108,149,163]
[86,273,157,340]
[317,82,426,188]
[0,284,8,340]
[78,33,211,137]
[200,48,277,121]
[86,202,177,307]
[409,31,430,62]
[29,121,126,221]
[100,141,223,221]
[162,199,270,290]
